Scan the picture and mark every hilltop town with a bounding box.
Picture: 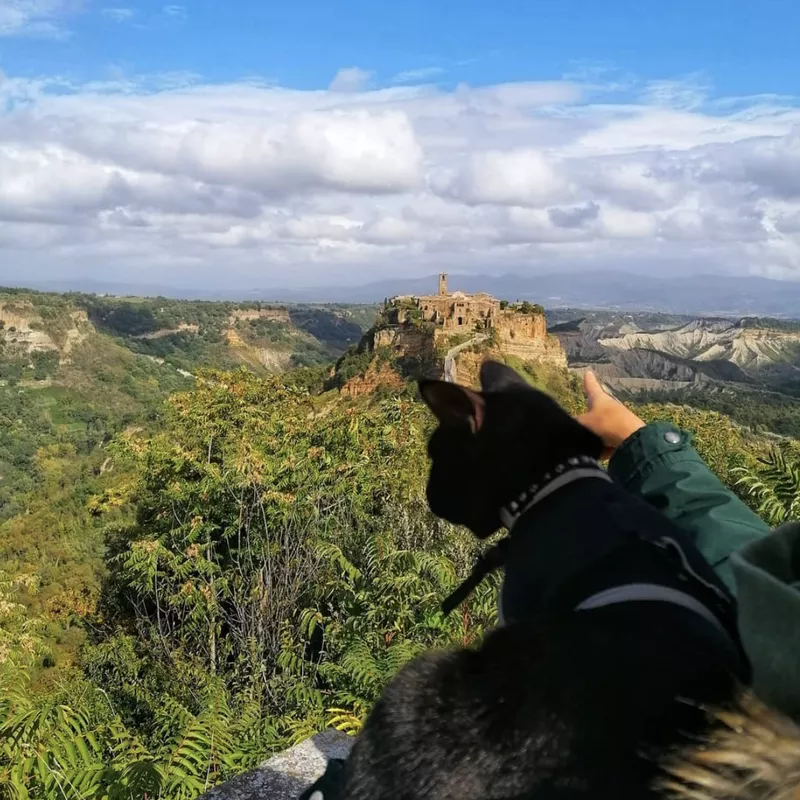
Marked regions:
[336,274,567,395]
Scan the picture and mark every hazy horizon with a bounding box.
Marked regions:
[7,268,800,319]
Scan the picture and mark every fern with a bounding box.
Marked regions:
[736,447,800,525]
[326,707,364,736]
[0,666,283,800]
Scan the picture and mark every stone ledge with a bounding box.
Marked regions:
[200,730,354,800]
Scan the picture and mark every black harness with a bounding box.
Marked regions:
[442,458,738,654]
[442,457,611,616]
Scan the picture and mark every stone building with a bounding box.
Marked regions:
[393,273,500,331]
[366,275,567,386]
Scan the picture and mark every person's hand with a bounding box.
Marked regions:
[576,371,645,460]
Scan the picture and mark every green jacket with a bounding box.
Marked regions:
[610,422,800,721]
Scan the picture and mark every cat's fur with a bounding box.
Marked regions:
[335,361,747,800]
[661,692,800,800]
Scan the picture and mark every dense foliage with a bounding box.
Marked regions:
[514,301,545,315]
[0,368,500,798]
[631,386,800,439]
[1,288,799,799]
[76,295,368,347]
[0,338,190,521]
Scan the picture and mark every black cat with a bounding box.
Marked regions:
[323,361,748,800]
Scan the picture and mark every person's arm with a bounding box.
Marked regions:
[577,372,769,592]
[609,421,769,591]
[732,524,800,720]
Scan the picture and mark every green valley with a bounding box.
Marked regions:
[0,285,799,799]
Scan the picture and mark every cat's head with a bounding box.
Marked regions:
[419,360,603,538]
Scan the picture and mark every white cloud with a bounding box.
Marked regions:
[0,70,799,288]
[642,74,712,110]
[101,7,133,22]
[597,206,658,239]
[447,149,572,208]
[0,0,81,38]
[392,67,446,85]
[4,108,423,196]
[329,67,374,93]
[162,4,186,19]
[360,216,419,244]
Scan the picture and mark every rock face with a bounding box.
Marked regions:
[552,316,800,393]
[222,326,294,372]
[0,304,91,360]
[224,327,246,348]
[201,730,354,800]
[341,361,406,397]
[228,308,291,324]
[495,312,547,342]
[553,322,619,364]
[373,326,437,363]
[134,323,200,340]
[598,320,800,370]
[367,320,567,386]
[569,365,696,393]
[494,318,567,368]
[450,346,497,387]
[221,326,295,372]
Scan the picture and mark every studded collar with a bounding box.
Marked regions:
[499,455,612,530]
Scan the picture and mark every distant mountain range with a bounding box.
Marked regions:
[11,271,800,318]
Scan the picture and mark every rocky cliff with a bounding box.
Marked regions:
[598,320,800,370]
[449,346,497,387]
[373,325,438,366]
[221,325,295,372]
[341,360,406,397]
[0,304,91,361]
[495,325,567,369]
[360,311,567,389]
[552,317,800,394]
[228,308,291,324]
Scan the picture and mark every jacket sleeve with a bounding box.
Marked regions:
[608,421,770,593]
[733,523,800,722]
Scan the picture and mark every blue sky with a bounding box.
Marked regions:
[3,0,799,97]
[0,0,799,290]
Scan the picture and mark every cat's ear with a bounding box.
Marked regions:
[480,360,532,393]
[418,380,486,432]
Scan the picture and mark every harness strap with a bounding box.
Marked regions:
[442,538,509,616]
[575,582,731,642]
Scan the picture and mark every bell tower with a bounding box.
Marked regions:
[438,272,448,296]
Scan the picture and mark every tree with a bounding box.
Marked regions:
[516,301,545,315]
